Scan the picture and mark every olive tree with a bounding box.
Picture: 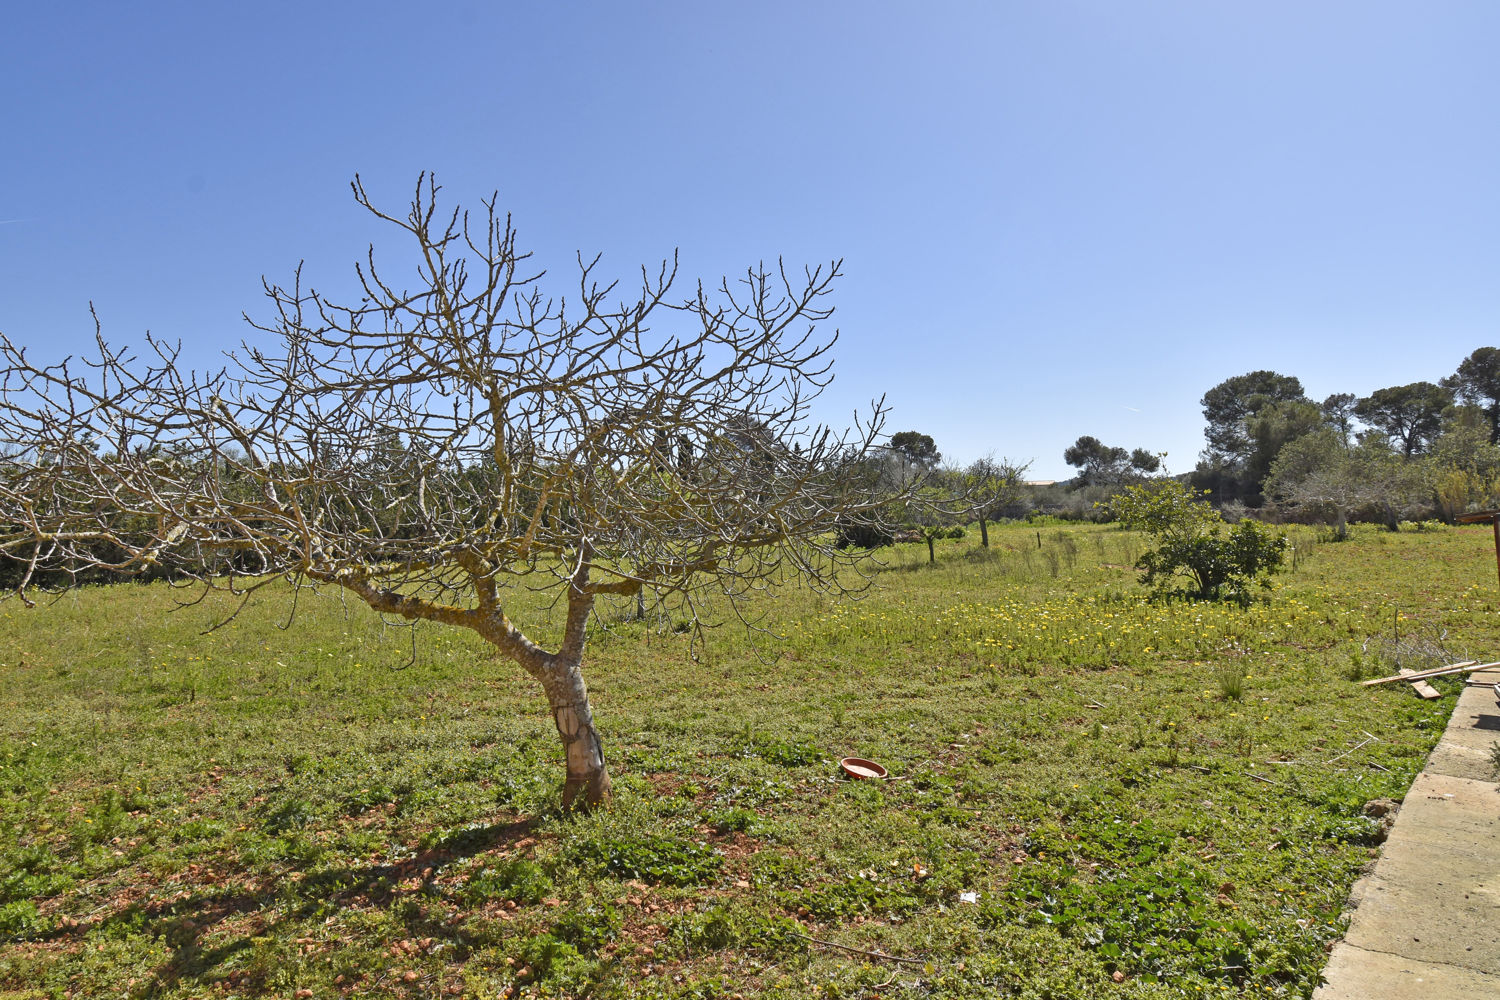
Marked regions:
[0,175,907,809]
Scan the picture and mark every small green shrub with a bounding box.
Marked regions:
[667,904,803,957]
[705,806,758,834]
[340,782,395,815]
[786,873,920,920]
[512,933,592,988]
[0,899,44,937]
[1110,482,1286,605]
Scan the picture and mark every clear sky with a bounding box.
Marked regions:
[3,1,1497,479]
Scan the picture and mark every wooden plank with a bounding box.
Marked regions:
[1362,660,1497,687]
[1399,668,1442,700]
[1363,660,1474,686]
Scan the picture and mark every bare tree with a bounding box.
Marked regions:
[964,456,1030,547]
[0,175,906,809]
[1265,430,1430,537]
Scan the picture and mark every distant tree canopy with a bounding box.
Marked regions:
[1320,393,1358,448]
[1062,435,1160,487]
[1200,370,1308,466]
[887,430,941,471]
[1443,347,1500,444]
[1181,349,1500,531]
[1354,381,1452,458]
[1194,371,1311,506]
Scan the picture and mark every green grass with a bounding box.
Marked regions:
[1,520,1496,998]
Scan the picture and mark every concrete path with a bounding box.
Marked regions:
[1314,665,1500,999]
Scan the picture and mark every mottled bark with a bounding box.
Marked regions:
[545,547,613,808]
[541,656,612,809]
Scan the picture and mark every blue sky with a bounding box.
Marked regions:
[3,1,1497,479]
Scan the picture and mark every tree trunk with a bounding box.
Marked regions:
[979,517,989,548]
[549,547,612,809]
[541,656,613,810]
[926,535,936,564]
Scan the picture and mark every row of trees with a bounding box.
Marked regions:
[1188,354,1500,531]
[834,431,1029,560]
[1059,352,1500,533]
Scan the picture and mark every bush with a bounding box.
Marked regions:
[1109,482,1287,605]
[1136,520,1287,605]
[833,518,894,549]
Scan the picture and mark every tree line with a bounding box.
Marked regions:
[1058,348,1500,534]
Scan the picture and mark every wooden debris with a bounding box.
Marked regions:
[1362,660,1497,687]
[793,932,928,966]
[1398,668,1442,700]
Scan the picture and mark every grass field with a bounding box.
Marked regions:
[1,520,1495,999]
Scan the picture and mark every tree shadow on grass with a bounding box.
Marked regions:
[37,816,538,993]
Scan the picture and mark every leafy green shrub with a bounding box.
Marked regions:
[1,844,73,903]
[512,933,593,988]
[260,798,317,834]
[1319,814,1387,846]
[786,873,920,920]
[989,860,1261,983]
[340,782,395,816]
[705,806,758,834]
[1109,482,1286,605]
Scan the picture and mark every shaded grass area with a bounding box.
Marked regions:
[1,521,1496,998]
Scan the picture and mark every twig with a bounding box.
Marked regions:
[1245,772,1284,787]
[793,932,928,967]
[1323,737,1375,767]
